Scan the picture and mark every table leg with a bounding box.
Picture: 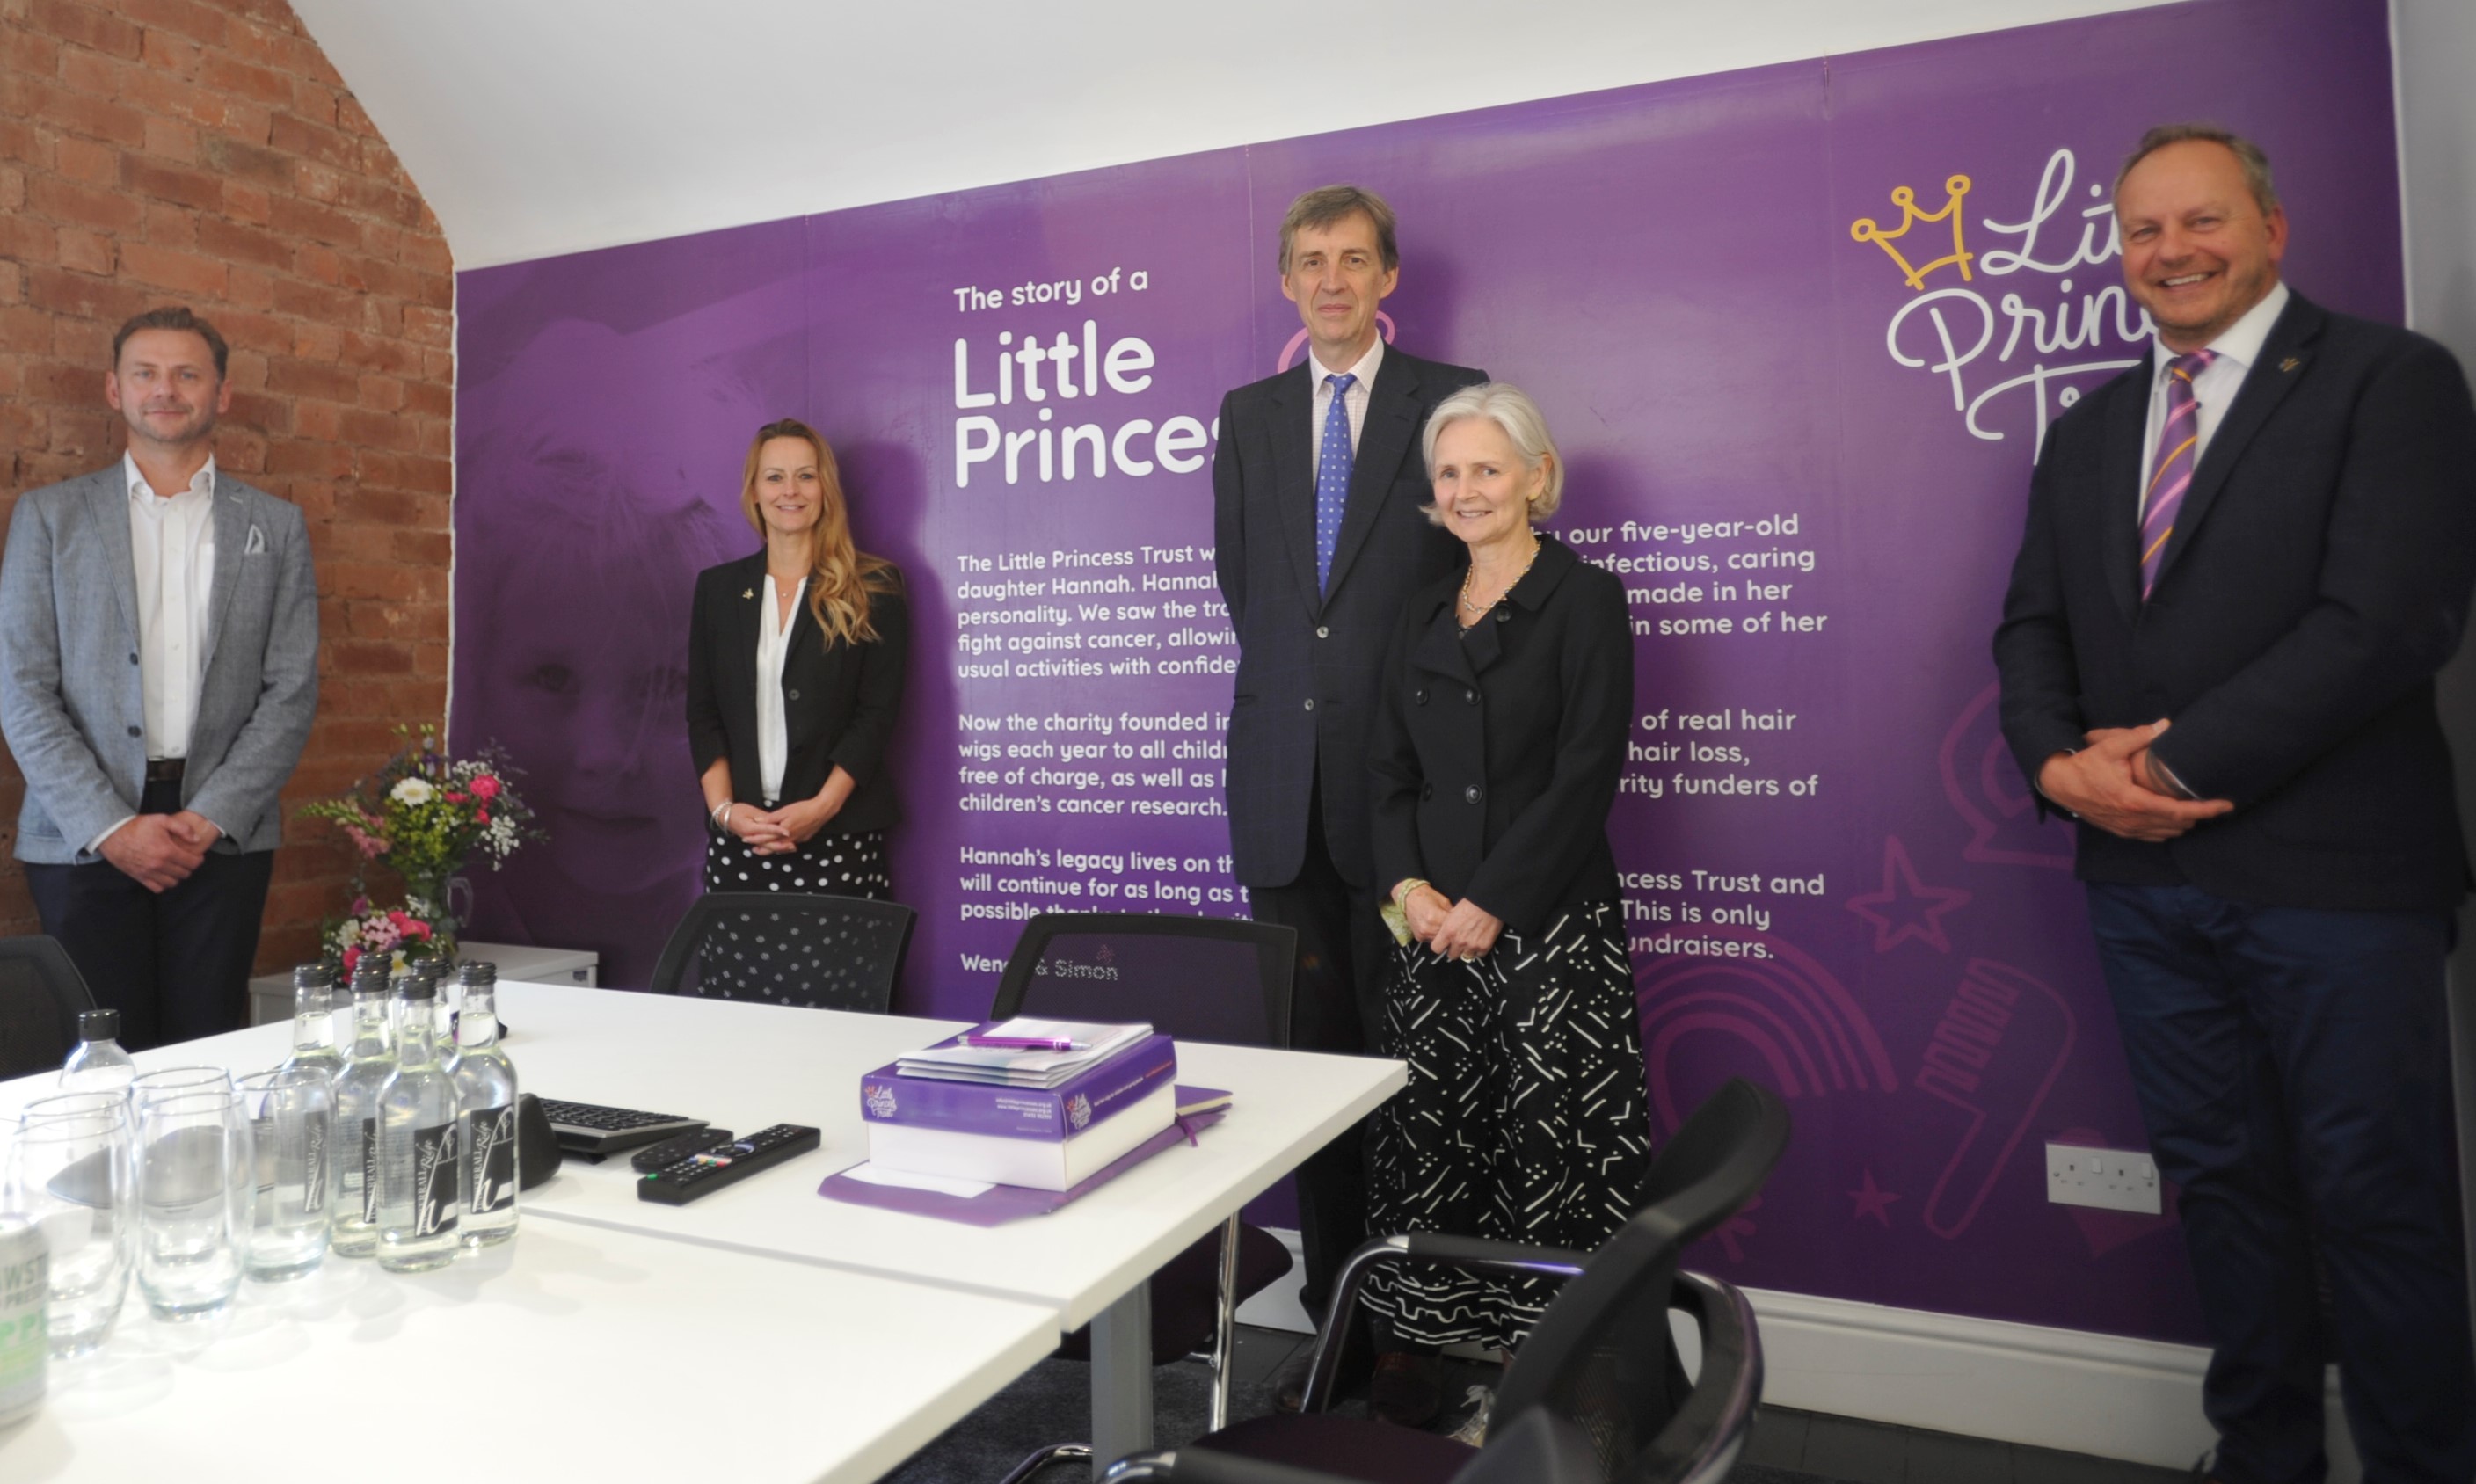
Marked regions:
[1088,1280,1154,1476]
[1209,1212,1240,1432]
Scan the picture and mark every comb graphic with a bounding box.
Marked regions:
[1851,175,1974,290]
[1913,957,2077,1240]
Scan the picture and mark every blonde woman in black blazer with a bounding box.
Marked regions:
[1359,383,1651,1407]
[687,419,907,908]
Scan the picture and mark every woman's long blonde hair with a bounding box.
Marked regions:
[740,418,900,644]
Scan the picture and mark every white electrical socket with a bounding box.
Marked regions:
[2045,1142,2162,1214]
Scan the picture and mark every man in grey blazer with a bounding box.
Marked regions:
[1,307,318,1048]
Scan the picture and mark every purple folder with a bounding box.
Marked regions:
[817,1090,1229,1227]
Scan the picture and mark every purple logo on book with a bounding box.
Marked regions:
[864,1082,899,1120]
[1067,1094,1092,1131]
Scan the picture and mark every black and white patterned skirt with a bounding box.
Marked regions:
[703,827,892,899]
[1360,899,1654,1351]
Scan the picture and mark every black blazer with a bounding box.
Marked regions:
[1370,536,1633,936]
[1994,290,2476,913]
[686,552,909,836]
[1213,346,1488,891]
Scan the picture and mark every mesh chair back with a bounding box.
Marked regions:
[1489,1078,1789,1483]
[647,892,915,1012]
[0,936,98,1078]
[990,913,1296,1049]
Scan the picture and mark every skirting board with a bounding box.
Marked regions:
[1742,1285,2358,1478]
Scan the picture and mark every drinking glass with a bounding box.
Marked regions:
[9,1093,135,1357]
[133,1088,252,1321]
[127,1066,232,1116]
[235,1069,331,1282]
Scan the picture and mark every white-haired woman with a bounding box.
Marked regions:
[1361,382,1652,1413]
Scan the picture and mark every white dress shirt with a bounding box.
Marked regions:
[93,454,219,851]
[2137,280,2290,508]
[756,575,805,805]
[1306,336,1385,456]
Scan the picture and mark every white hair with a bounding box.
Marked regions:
[1420,381,1565,520]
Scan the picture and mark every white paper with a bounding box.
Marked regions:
[835,1161,995,1197]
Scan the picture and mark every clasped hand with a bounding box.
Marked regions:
[1402,884,1504,962]
[727,797,838,855]
[101,811,219,893]
[2036,719,2234,843]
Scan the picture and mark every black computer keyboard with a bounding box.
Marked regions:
[535,1098,708,1155]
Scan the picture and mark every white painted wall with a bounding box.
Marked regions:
[2393,0,2476,1321]
[286,0,2176,270]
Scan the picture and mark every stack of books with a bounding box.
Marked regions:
[860,1019,1177,1190]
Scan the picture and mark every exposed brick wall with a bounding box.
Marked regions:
[0,0,453,974]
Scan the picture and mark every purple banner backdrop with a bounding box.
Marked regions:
[452,0,2400,1342]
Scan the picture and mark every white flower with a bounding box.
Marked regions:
[390,777,436,806]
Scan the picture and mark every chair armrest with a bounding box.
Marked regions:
[1103,1448,1348,1484]
[1294,1234,1592,1413]
[1642,1270,1764,1484]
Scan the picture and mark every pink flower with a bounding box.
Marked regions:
[341,824,385,859]
[341,945,360,976]
[476,809,490,824]
[403,919,433,940]
[349,895,370,915]
[444,790,469,804]
[469,775,501,801]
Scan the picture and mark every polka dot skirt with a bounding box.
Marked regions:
[703,826,892,900]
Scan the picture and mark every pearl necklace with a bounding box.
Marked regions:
[1459,533,1543,619]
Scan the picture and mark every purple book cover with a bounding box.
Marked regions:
[861,1033,1178,1141]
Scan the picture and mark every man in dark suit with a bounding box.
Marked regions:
[1995,126,2476,1484]
[1212,186,1484,1401]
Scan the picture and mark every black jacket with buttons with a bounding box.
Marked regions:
[687,551,908,835]
[1370,535,1632,935]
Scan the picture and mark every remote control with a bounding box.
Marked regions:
[630,1127,737,1173]
[637,1124,821,1205]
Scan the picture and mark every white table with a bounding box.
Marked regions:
[21,981,1405,1473]
[0,1220,1058,1484]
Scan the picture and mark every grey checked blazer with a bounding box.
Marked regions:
[1,465,318,864]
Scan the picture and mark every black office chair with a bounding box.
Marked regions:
[645,891,916,1012]
[991,913,1301,1483]
[0,935,98,1078]
[1100,1077,1791,1484]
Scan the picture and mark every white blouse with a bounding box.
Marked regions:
[756,576,806,804]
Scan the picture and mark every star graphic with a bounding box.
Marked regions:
[1848,1168,1900,1228]
[1844,835,1971,954]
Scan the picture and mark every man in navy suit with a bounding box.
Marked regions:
[1995,126,2476,1483]
[1212,186,1483,1408]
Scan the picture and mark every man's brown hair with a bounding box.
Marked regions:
[112,305,229,379]
[1278,186,1400,273]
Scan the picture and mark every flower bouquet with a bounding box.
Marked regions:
[301,725,542,975]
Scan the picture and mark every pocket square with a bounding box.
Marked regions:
[244,524,266,554]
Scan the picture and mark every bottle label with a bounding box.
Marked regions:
[360,1117,380,1223]
[411,1122,458,1239]
[465,1105,517,1215]
[301,1110,329,1213]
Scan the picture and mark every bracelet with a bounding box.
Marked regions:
[712,803,733,833]
[1391,878,1431,912]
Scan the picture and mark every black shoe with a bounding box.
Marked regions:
[1370,1350,1445,1429]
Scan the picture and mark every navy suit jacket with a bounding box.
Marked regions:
[1994,290,2476,913]
[1213,346,1486,890]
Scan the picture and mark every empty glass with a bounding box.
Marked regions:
[9,1092,135,1357]
[133,1088,252,1321]
[127,1066,232,1116]
[235,1069,331,1282]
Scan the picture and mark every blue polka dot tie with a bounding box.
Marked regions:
[1314,372,1358,595]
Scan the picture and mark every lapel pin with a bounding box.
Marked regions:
[2278,356,2301,374]
[742,588,754,600]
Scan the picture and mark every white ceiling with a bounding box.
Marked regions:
[288,0,2174,272]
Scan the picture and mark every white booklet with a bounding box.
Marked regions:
[896,1018,1153,1087]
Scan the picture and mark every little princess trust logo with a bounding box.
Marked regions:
[864,1082,899,1119]
[1066,1094,1092,1131]
[1852,150,2155,458]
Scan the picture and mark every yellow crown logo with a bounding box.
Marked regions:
[1850,175,1973,291]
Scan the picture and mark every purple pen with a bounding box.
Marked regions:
[964,1034,1087,1051]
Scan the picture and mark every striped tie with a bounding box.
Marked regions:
[2138,349,2217,600]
